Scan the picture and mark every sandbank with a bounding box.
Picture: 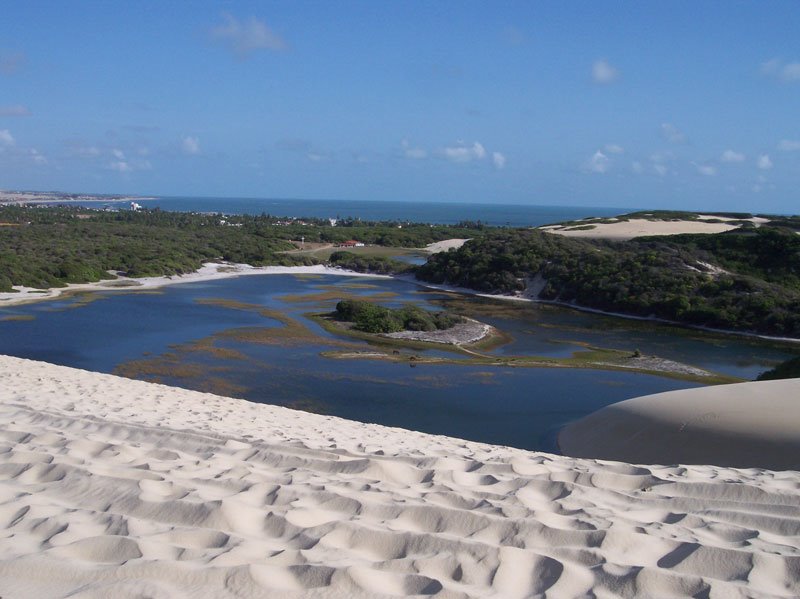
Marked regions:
[0,355,799,597]
[0,262,389,307]
[560,378,800,470]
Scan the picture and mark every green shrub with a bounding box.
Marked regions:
[334,299,462,334]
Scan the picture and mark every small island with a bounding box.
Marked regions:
[329,299,492,345]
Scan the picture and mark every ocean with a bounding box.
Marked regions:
[106,197,630,227]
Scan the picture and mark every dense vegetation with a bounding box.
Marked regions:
[0,206,482,291]
[327,251,413,275]
[4,204,800,339]
[334,299,463,334]
[417,226,800,337]
[757,356,800,381]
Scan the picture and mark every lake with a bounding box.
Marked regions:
[0,273,794,452]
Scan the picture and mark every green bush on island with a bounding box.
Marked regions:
[334,299,463,334]
[757,356,800,381]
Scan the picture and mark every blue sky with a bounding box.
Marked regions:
[1,1,799,212]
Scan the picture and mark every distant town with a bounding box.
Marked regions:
[0,190,153,205]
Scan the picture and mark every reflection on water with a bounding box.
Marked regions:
[0,274,796,452]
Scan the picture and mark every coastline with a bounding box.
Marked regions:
[0,354,798,598]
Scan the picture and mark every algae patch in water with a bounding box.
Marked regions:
[0,314,35,322]
[276,290,398,304]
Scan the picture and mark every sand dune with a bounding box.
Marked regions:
[539,217,749,240]
[423,239,470,253]
[0,355,798,597]
[560,378,800,471]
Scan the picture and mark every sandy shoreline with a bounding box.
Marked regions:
[0,354,798,597]
[0,263,390,307]
[403,275,800,345]
[3,260,798,348]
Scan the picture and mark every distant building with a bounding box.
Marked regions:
[130,201,142,211]
[336,240,365,248]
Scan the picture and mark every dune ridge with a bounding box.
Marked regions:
[0,355,798,598]
[560,379,800,471]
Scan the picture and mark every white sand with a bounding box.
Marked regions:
[539,218,743,240]
[423,239,470,253]
[560,378,800,471]
[0,263,388,307]
[0,356,798,597]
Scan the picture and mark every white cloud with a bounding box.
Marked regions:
[401,139,426,160]
[778,139,800,151]
[584,151,610,174]
[0,129,14,146]
[660,123,686,143]
[592,59,619,84]
[720,149,745,163]
[784,64,800,81]
[210,13,286,59]
[650,152,673,176]
[761,58,781,76]
[761,58,800,82]
[29,148,46,165]
[182,136,201,155]
[112,148,125,160]
[604,144,624,154]
[492,151,506,169]
[0,51,25,75]
[67,144,100,158]
[0,104,30,117]
[109,161,132,173]
[405,147,427,159]
[502,26,527,47]
[693,162,717,176]
[631,161,643,173]
[757,154,773,170]
[442,141,486,163]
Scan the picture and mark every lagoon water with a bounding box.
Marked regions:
[1,273,793,452]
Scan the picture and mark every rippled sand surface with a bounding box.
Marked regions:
[0,355,798,598]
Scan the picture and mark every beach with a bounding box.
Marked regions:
[0,354,798,597]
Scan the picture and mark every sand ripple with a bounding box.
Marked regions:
[0,355,798,597]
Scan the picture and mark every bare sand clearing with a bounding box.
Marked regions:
[560,378,800,471]
[1,356,799,597]
[0,263,389,307]
[539,218,743,240]
[423,239,470,253]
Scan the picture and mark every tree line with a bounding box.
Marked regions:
[416,226,800,337]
